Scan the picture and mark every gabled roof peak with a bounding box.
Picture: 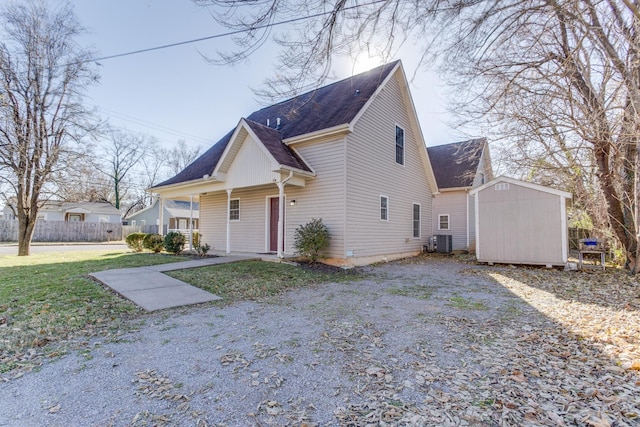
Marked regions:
[154,61,401,189]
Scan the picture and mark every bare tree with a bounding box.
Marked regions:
[197,0,640,272]
[163,139,202,176]
[94,129,154,211]
[0,0,97,255]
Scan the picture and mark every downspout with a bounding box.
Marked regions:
[226,189,232,254]
[277,171,294,258]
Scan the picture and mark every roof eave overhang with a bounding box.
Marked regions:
[274,165,316,178]
[148,176,219,195]
[283,123,352,145]
[439,186,472,193]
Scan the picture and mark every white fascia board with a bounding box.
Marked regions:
[148,176,217,196]
[283,123,351,145]
[469,176,572,199]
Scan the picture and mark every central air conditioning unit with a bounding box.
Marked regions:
[435,234,452,253]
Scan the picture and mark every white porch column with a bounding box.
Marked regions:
[226,189,232,254]
[277,182,285,258]
[157,197,164,235]
[189,195,194,251]
[276,171,294,258]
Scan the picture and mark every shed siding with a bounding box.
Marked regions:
[477,183,564,265]
[345,71,432,258]
[432,190,468,250]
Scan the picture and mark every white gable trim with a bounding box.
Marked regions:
[212,118,315,178]
[469,176,572,199]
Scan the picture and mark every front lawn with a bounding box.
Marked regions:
[168,260,363,304]
[0,250,187,374]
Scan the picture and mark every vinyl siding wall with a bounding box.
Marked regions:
[476,183,566,265]
[432,190,469,251]
[197,138,347,257]
[128,204,161,226]
[345,72,432,258]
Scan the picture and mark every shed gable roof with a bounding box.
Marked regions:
[427,138,486,189]
[154,61,399,188]
[469,176,572,199]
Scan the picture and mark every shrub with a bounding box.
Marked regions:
[294,218,330,263]
[143,233,164,253]
[195,242,211,257]
[164,231,186,255]
[125,232,146,252]
[192,231,200,248]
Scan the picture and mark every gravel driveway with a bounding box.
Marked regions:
[1,257,638,426]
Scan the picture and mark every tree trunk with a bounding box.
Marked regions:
[17,214,36,256]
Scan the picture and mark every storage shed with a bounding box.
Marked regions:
[469,177,572,267]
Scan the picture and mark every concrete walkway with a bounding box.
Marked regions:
[89,255,258,312]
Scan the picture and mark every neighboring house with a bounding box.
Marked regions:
[126,199,199,231]
[151,61,439,266]
[470,176,572,266]
[3,201,121,223]
[427,138,493,251]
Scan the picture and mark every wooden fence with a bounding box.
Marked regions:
[0,220,122,242]
[122,224,162,236]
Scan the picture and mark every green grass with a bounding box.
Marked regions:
[386,285,434,300]
[0,250,187,373]
[168,260,363,304]
[447,295,489,311]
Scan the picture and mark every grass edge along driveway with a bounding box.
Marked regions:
[0,251,362,376]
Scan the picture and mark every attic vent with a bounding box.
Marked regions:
[355,89,360,96]
[495,183,510,191]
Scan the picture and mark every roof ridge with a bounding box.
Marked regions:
[252,60,401,113]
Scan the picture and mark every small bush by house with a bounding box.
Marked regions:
[294,218,330,263]
[143,233,164,253]
[125,232,146,252]
[164,231,186,255]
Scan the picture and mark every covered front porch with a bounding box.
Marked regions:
[150,118,315,258]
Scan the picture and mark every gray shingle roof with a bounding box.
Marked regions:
[427,138,486,189]
[154,61,399,188]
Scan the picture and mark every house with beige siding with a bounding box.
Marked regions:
[427,138,492,251]
[150,61,438,266]
[470,176,572,266]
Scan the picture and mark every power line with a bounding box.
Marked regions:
[96,106,212,144]
[85,0,386,63]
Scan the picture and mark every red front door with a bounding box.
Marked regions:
[269,197,282,252]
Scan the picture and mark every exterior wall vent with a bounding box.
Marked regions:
[495,183,510,191]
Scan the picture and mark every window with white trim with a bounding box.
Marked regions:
[380,196,388,221]
[229,199,240,220]
[412,204,421,238]
[395,125,405,165]
[438,214,450,230]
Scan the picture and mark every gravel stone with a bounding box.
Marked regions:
[1,256,638,426]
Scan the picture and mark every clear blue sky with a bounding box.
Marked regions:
[70,0,471,151]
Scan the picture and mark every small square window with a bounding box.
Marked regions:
[395,126,405,165]
[380,196,388,221]
[438,214,450,231]
[229,199,240,220]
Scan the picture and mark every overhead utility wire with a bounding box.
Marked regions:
[85,0,386,63]
[96,106,211,144]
